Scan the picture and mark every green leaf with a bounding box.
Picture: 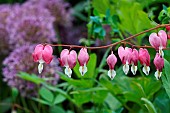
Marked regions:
[0,98,12,113]
[162,59,170,99]
[31,97,52,106]
[17,72,45,84]
[141,98,157,113]
[53,94,66,105]
[12,88,18,102]
[49,106,66,113]
[39,87,54,103]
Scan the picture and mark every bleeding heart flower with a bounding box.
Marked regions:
[58,49,77,77]
[154,53,164,80]
[139,48,150,75]
[149,30,167,56]
[130,49,138,75]
[107,51,117,80]
[78,48,89,76]
[32,44,53,74]
[118,46,132,75]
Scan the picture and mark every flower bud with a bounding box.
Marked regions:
[78,48,89,76]
[32,44,53,74]
[107,51,117,80]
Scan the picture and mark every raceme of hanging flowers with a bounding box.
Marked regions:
[32,27,169,80]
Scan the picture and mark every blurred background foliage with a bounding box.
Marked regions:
[1,0,170,113]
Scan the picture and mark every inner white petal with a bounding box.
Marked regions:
[65,67,72,78]
[159,48,164,57]
[123,63,129,75]
[38,63,44,74]
[108,69,116,80]
[79,64,87,76]
[154,70,162,80]
[142,65,150,75]
[131,64,137,75]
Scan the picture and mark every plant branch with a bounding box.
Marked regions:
[47,24,170,49]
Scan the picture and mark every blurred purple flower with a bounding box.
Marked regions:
[0,4,13,54]
[6,3,56,49]
[2,45,61,96]
[26,0,72,27]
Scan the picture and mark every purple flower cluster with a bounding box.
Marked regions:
[0,5,12,54]
[26,0,72,27]
[6,3,56,49]
[0,0,72,96]
[3,45,61,96]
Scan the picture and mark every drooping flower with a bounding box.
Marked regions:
[139,48,150,75]
[2,45,61,96]
[149,30,167,56]
[78,48,89,76]
[154,53,164,80]
[118,46,132,75]
[166,26,170,39]
[107,51,117,80]
[58,49,77,77]
[130,49,138,75]
[32,44,53,74]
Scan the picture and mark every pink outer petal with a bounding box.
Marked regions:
[107,53,117,69]
[118,46,125,62]
[154,53,164,71]
[118,46,132,64]
[60,49,69,67]
[32,44,44,62]
[68,50,77,69]
[131,49,138,66]
[158,30,167,48]
[42,45,53,64]
[78,48,89,66]
[149,33,161,50]
[139,48,150,66]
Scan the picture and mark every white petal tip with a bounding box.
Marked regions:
[108,69,116,80]
[142,66,150,76]
[131,65,137,75]
[123,64,129,75]
[79,65,87,76]
[65,67,72,78]
[154,70,162,80]
[38,63,44,74]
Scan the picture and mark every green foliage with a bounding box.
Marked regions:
[161,59,170,99]
[17,72,45,84]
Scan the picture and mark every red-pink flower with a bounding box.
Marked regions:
[130,49,138,75]
[58,49,77,77]
[154,53,164,80]
[139,48,150,75]
[118,46,132,75]
[166,26,170,39]
[32,44,53,73]
[149,30,167,56]
[107,51,117,79]
[78,48,89,76]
